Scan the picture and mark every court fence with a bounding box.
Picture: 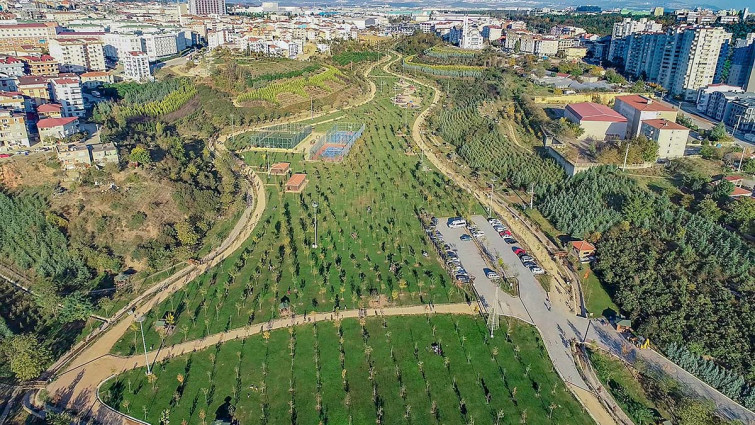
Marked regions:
[308,122,365,162]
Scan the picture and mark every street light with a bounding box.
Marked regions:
[135,315,151,375]
[312,201,319,248]
[488,178,497,217]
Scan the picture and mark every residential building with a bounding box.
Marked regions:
[37,103,63,118]
[103,33,145,61]
[90,142,119,165]
[726,97,755,134]
[0,92,27,112]
[505,31,559,57]
[727,33,755,92]
[657,26,732,100]
[48,38,107,73]
[38,116,79,143]
[564,102,628,140]
[0,108,30,149]
[608,18,663,63]
[460,19,484,50]
[696,84,744,114]
[55,143,90,168]
[613,95,678,138]
[0,57,25,77]
[622,32,667,81]
[51,78,84,118]
[640,119,689,159]
[18,55,59,76]
[285,173,308,192]
[122,51,151,82]
[142,33,179,61]
[80,71,113,88]
[17,76,51,107]
[0,23,59,50]
[189,0,226,16]
[570,241,595,263]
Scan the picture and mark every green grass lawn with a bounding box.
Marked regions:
[579,264,618,318]
[110,60,476,355]
[587,348,667,424]
[101,315,594,425]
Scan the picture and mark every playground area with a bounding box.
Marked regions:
[392,79,420,109]
[237,123,312,150]
[308,122,365,162]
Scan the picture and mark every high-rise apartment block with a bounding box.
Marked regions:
[123,51,152,82]
[608,18,663,63]
[727,33,755,92]
[188,0,226,16]
[0,108,30,149]
[51,78,85,118]
[48,38,106,73]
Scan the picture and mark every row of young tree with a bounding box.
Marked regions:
[666,343,755,409]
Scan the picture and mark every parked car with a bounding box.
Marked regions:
[446,251,458,259]
[488,217,502,226]
[523,261,537,268]
[513,247,526,256]
[520,255,534,263]
[493,225,506,232]
[430,216,438,227]
[456,274,470,283]
[503,237,517,244]
[472,230,484,238]
[484,269,500,280]
[447,217,467,228]
[446,259,461,268]
[460,234,472,241]
[529,266,545,275]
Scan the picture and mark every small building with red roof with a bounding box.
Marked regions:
[613,95,678,138]
[285,173,308,192]
[640,118,689,159]
[269,162,291,176]
[37,103,63,118]
[571,240,596,263]
[564,102,628,141]
[37,116,79,143]
[730,187,752,198]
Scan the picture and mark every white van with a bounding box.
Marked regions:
[447,217,467,228]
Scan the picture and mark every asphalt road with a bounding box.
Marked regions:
[437,216,592,391]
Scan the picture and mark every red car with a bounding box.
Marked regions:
[0,154,10,158]
[513,247,526,256]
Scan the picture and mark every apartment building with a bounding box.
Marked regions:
[17,76,51,107]
[80,71,113,88]
[0,92,27,112]
[0,23,59,50]
[18,55,59,76]
[727,33,755,92]
[622,32,667,81]
[640,119,689,159]
[0,57,25,77]
[608,18,663,63]
[0,108,30,149]
[188,0,226,16]
[123,51,151,82]
[657,26,732,100]
[39,116,80,143]
[103,33,145,61]
[505,31,559,56]
[696,84,744,113]
[142,33,179,61]
[50,78,84,118]
[613,95,678,138]
[48,38,106,73]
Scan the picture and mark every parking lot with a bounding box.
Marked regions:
[435,218,530,323]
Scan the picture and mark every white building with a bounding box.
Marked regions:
[460,19,484,50]
[640,118,689,159]
[609,18,663,62]
[103,33,145,61]
[123,51,152,82]
[48,38,106,73]
[188,0,226,16]
[696,84,744,113]
[51,78,85,118]
[0,108,30,149]
[142,33,179,61]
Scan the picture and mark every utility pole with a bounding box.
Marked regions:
[487,286,500,338]
[488,178,496,217]
[135,315,151,375]
[528,183,535,209]
[310,96,313,119]
[230,114,234,147]
[622,140,631,171]
[312,201,319,248]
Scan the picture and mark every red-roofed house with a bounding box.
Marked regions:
[730,187,752,198]
[640,118,689,159]
[613,95,678,138]
[285,173,308,192]
[80,71,113,88]
[37,117,79,143]
[0,56,25,77]
[564,102,628,140]
[18,55,59,76]
[37,103,63,118]
[571,240,596,262]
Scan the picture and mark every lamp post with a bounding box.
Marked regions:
[135,315,151,375]
[488,178,496,217]
[312,201,319,248]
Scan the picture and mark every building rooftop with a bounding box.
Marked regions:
[37,116,78,129]
[566,102,627,122]
[286,173,307,186]
[80,71,110,77]
[615,95,675,112]
[37,103,62,113]
[642,119,688,130]
[571,240,596,251]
